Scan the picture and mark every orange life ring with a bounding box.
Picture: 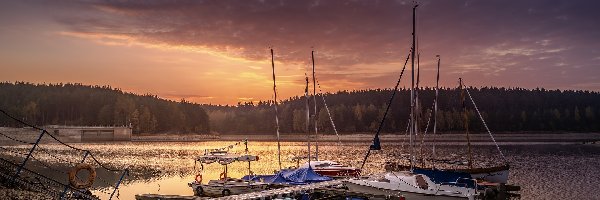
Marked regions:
[195,174,203,183]
[219,172,226,180]
[68,163,96,189]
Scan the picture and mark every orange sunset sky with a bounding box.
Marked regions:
[1,1,599,105]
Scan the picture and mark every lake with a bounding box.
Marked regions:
[1,139,600,200]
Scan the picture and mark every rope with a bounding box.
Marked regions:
[0,146,67,178]
[360,52,411,170]
[463,87,507,162]
[35,145,79,165]
[316,80,341,144]
[0,131,35,145]
[0,108,126,173]
[418,102,435,167]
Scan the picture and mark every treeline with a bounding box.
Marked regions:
[205,87,600,134]
[0,82,209,134]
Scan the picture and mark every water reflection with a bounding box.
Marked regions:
[2,141,599,200]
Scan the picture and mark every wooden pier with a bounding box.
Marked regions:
[136,180,345,200]
[213,180,343,200]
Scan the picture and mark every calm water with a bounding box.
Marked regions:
[2,141,600,200]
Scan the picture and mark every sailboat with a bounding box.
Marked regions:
[387,76,510,184]
[243,49,332,185]
[295,50,362,177]
[344,4,479,200]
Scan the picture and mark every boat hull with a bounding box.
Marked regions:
[344,180,472,200]
[386,164,510,184]
[189,182,269,197]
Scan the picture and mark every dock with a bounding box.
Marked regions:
[214,180,342,200]
[136,180,346,200]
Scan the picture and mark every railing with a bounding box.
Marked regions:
[0,109,129,200]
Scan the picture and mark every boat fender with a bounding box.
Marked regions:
[68,163,96,189]
[220,172,226,180]
[195,174,203,183]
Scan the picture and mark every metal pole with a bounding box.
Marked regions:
[312,50,319,161]
[109,169,129,200]
[271,49,282,170]
[245,139,251,175]
[409,4,418,171]
[459,78,474,169]
[13,130,45,182]
[432,55,440,169]
[305,76,311,165]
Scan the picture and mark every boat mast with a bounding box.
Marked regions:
[459,78,473,169]
[432,55,440,169]
[271,49,282,170]
[305,75,312,165]
[312,50,319,161]
[409,4,418,171]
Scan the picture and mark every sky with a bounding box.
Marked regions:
[1,0,599,105]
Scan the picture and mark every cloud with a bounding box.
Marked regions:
[9,0,600,92]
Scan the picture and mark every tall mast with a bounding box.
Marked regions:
[312,51,319,161]
[459,78,473,169]
[271,49,282,170]
[305,75,312,165]
[409,4,418,170]
[432,55,440,169]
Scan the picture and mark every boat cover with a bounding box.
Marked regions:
[413,168,476,188]
[243,167,332,185]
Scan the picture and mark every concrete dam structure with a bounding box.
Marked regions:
[45,125,132,142]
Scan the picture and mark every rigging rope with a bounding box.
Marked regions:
[316,80,341,144]
[360,52,411,170]
[463,87,507,162]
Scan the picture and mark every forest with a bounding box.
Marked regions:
[206,87,600,134]
[0,82,210,133]
[1,82,599,135]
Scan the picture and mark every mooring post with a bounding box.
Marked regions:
[12,130,45,182]
[60,150,90,199]
[109,169,129,200]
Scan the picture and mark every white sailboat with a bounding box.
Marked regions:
[344,4,479,199]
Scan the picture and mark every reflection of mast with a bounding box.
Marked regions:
[312,51,319,161]
[459,78,473,169]
[270,49,282,170]
[305,75,312,165]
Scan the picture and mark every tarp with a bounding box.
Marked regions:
[282,167,332,183]
[242,167,331,185]
[413,168,475,188]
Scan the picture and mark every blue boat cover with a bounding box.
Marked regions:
[242,167,331,185]
[413,168,475,188]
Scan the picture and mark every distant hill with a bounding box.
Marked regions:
[204,87,600,134]
[0,82,209,134]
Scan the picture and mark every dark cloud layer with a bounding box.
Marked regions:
[22,0,600,89]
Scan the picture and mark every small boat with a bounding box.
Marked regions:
[344,171,478,200]
[386,164,510,184]
[189,178,269,197]
[189,147,269,197]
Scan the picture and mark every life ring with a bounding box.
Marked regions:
[195,174,203,183]
[219,172,226,180]
[68,163,96,189]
